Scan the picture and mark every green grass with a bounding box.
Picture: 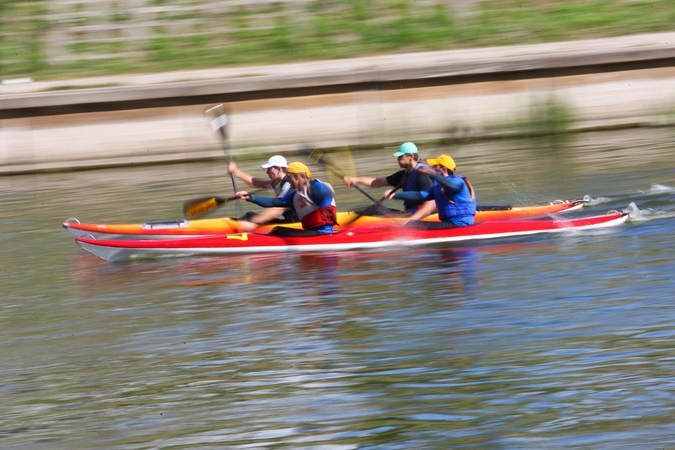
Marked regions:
[1,0,675,81]
[486,95,576,140]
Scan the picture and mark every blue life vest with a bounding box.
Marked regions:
[400,162,433,212]
[435,174,476,223]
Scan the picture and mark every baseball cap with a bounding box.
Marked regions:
[426,154,456,171]
[261,155,288,169]
[392,142,419,157]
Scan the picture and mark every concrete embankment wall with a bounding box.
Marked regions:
[2,33,675,175]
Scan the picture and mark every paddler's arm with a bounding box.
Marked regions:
[344,175,389,188]
[244,193,288,208]
[391,187,434,203]
[309,180,335,207]
[429,173,464,193]
[229,162,272,189]
[408,200,437,221]
[247,207,288,225]
[233,191,290,231]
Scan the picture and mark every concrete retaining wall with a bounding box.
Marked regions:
[2,33,675,174]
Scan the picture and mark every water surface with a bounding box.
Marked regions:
[1,128,675,449]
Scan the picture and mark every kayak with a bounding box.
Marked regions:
[63,199,585,239]
[75,210,628,262]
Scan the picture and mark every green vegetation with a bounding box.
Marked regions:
[1,0,675,80]
[498,95,576,137]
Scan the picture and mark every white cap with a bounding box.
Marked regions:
[261,155,288,169]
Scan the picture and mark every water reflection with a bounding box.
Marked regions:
[429,247,481,297]
[297,253,343,298]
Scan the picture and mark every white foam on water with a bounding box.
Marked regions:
[647,183,675,194]
[584,195,612,206]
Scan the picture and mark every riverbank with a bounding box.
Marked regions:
[2,32,675,175]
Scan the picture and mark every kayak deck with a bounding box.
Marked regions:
[64,199,585,239]
[75,211,628,262]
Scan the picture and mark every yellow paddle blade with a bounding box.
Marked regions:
[333,146,357,178]
[183,197,220,219]
[313,147,357,186]
[307,148,324,165]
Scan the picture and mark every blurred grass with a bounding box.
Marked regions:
[1,0,675,81]
[488,94,576,140]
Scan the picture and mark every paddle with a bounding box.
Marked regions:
[206,104,242,217]
[341,181,404,228]
[183,189,266,219]
[305,147,409,226]
[305,148,379,203]
[183,195,237,219]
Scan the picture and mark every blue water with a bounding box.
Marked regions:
[1,129,674,449]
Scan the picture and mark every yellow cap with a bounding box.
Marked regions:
[286,162,312,178]
[426,154,456,171]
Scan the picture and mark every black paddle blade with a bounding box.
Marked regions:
[183,196,232,219]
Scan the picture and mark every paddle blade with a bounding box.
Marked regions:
[332,146,358,178]
[304,146,380,204]
[183,196,231,219]
[307,148,325,165]
[306,147,356,184]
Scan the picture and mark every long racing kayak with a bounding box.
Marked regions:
[64,199,585,239]
[75,210,628,262]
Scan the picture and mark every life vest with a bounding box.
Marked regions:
[292,180,337,230]
[272,176,292,198]
[272,176,297,222]
[435,174,476,221]
[400,162,433,212]
[300,205,338,229]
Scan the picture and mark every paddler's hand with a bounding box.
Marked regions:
[417,165,434,175]
[228,161,239,176]
[238,220,259,232]
[382,189,395,201]
[343,176,354,188]
[234,191,250,200]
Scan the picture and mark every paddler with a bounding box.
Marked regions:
[234,162,338,236]
[385,154,476,228]
[342,142,435,217]
[228,155,298,223]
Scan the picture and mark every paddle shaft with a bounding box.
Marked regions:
[343,183,404,227]
[351,183,379,203]
[218,125,239,193]
[207,105,242,216]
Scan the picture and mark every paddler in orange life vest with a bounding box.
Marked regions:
[385,154,476,228]
[234,162,338,236]
[343,142,435,217]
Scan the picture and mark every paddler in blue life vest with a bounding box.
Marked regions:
[343,142,435,217]
[386,154,476,228]
[234,162,338,236]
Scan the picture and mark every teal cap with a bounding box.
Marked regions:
[392,142,418,157]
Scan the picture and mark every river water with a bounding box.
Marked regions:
[2,128,675,449]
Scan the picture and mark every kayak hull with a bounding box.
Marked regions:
[64,200,585,239]
[76,211,628,262]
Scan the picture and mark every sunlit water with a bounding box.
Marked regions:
[1,128,675,449]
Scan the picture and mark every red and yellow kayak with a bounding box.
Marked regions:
[64,199,584,240]
[75,210,628,262]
